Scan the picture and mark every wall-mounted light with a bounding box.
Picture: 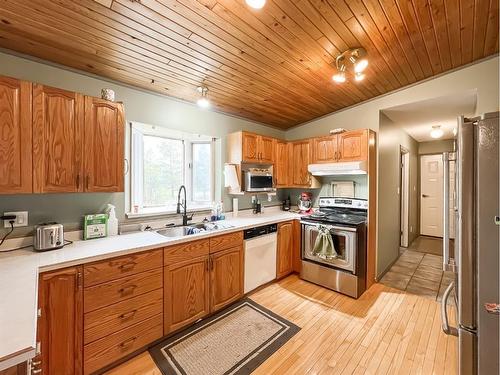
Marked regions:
[332,48,369,84]
[430,125,444,139]
[196,86,210,108]
[246,0,266,9]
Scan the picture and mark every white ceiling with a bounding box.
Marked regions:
[382,90,477,142]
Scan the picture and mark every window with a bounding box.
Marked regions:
[130,123,215,215]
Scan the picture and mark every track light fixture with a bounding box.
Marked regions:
[332,48,369,84]
[196,86,210,108]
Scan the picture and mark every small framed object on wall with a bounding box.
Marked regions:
[331,181,355,197]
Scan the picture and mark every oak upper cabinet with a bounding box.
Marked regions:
[275,141,290,187]
[0,76,32,194]
[33,84,84,193]
[164,255,210,334]
[228,131,275,164]
[311,135,338,164]
[210,246,243,312]
[241,132,259,162]
[37,266,83,375]
[337,129,368,162]
[277,221,294,279]
[259,136,275,164]
[291,140,314,187]
[84,97,124,192]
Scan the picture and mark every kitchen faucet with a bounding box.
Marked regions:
[176,185,194,226]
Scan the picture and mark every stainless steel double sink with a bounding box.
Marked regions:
[156,222,234,238]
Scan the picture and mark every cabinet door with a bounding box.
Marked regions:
[292,140,311,186]
[275,141,290,187]
[210,246,243,312]
[84,97,124,192]
[259,136,275,164]
[337,130,368,162]
[33,85,84,193]
[164,256,210,334]
[241,132,259,162]
[38,266,83,375]
[277,222,294,278]
[0,77,32,194]
[311,135,337,163]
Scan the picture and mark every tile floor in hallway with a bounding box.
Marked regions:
[380,249,455,302]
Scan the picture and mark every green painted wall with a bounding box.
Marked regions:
[0,51,285,237]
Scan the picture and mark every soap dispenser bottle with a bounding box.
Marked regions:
[106,204,119,236]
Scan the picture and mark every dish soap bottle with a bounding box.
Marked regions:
[106,204,119,236]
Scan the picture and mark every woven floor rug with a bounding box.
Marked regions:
[149,298,300,375]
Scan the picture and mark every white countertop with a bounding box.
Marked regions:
[0,209,300,368]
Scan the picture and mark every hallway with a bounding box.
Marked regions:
[380,236,454,302]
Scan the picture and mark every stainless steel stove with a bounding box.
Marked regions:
[300,197,368,298]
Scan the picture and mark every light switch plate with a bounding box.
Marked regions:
[3,211,28,228]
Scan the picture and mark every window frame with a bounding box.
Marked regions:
[128,122,215,217]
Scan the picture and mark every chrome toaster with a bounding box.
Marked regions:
[34,223,64,251]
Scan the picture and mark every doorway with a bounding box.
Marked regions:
[400,147,410,247]
[420,154,444,237]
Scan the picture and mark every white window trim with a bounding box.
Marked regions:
[127,122,215,218]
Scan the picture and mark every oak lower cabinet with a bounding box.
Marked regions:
[163,233,243,335]
[36,266,83,375]
[276,221,294,279]
[164,255,210,335]
[82,249,163,374]
[210,246,243,312]
[0,76,33,194]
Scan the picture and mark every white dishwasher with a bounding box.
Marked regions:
[243,224,278,294]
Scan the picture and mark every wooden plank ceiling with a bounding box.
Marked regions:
[0,0,497,129]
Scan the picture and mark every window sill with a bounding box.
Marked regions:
[126,205,212,219]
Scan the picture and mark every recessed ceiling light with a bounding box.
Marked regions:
[430,125,444,139]
[196,86,210,108]
[246,0,266,9]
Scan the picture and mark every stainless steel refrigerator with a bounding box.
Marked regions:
[442,111,499,374]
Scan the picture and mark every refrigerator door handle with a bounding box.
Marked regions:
[441,281,458,336]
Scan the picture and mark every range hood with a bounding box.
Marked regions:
[308,161,368,176]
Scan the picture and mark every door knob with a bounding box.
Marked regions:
[485,303,500,315]
[422,194,430,198]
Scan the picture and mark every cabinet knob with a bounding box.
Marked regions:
[119,284,137,295]
[119,336,137,348]
[119,262,136,272]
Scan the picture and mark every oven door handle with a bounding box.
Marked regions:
[300,221,357,232]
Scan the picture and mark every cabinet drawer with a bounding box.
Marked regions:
[84,268,163,313]
[164,239,209,266]
[84,288,163,344]
[84,314,163,375]
[84,249,163,287]
[209,231,243,253]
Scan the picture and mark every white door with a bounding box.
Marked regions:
[420,154,444,237]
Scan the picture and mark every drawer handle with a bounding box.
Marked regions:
[118,285,137,295]
[119,309,137,320]
[119,262,136,271]
[119,336,137,349]
[32,370,42,374]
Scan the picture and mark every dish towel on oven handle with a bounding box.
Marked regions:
[312,225,338,259]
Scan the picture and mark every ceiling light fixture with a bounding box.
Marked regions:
[354,72,365,82]
[332,48,369,84]
[245,0,266,9]
[430,125,444,139]
[196,86,210,109]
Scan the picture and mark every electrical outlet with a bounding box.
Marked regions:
[3,211,28,228]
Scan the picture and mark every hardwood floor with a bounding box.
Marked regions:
[105,275,457,375]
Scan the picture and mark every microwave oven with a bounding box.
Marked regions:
[244,168,275,192]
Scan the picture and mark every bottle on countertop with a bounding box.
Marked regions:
[106,204,119,236]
